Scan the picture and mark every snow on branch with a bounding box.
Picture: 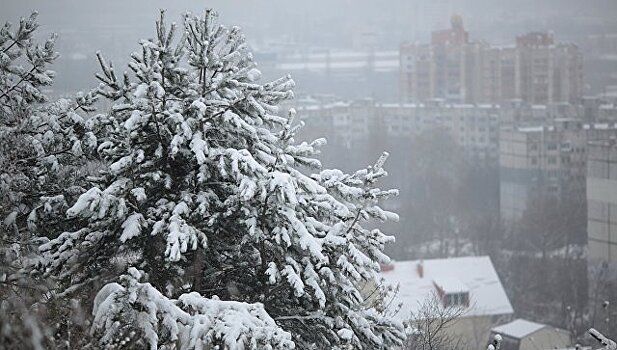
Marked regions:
[92,268,295,350]
[589,328,617,350]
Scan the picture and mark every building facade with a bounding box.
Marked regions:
[376,256,513,350]
[516,32,583,105]
[587,139,617,265]
[586,141,617,339]
[378,101,500,164]
[293,98,502,166]
[499,120,617,225]
[489,319,571,350]
[400,21,583,105]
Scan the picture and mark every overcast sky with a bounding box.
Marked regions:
[2,0,616,95]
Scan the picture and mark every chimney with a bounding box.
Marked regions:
[417,260,424,278]
[380,263,394,272]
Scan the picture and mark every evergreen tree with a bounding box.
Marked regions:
[38,10,403,349]
[0,12,98,348]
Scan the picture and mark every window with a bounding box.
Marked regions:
[561,141,571,152]
[444,292,469,307]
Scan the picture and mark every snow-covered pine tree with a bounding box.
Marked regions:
[0,11,99,255]
[0,12,98,349]
[39,10,404,349]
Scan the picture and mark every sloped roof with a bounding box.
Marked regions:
[432,276,470,294]
[381,256,513,322]
[491,319,546,339]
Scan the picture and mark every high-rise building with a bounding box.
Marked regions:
[587,139,617,266]
[499,120,617,225]
[586,139,617,339]
[400,21,583,105]
[516,32,583,105]
[293,97,501,166]
[400,16,480,104]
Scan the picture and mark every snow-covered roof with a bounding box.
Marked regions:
[599,104,617,110]
[517,126,552,132]
[296,102,351,111]
[588,123,617,130]
[477,103,500,109]
[491,319,546,339]
[516,123,617,132]
[381,256,513,321]
[379,103,420,108]
[432,276,469,293]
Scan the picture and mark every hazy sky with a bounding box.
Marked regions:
[3,0,617,45]
[2,0,616,95]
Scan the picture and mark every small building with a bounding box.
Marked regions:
[490,319,571,350]
[378,256,514,349]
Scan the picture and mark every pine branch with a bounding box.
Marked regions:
[2,38,21,54]
[15,147,72,164]
[0,66,37,102]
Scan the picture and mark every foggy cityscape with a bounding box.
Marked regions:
[1,1,617,349]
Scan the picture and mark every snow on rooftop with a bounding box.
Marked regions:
[277,59,398,71]
[381,256,513,322]
[599,104,617,110]
[492,44,516,49]
[450,104,475,109]
[517,126,546,132]
[477,103,500,109]
[491,319,546,339]
[301,105,320,111]
[592,123,611,129]
[432,276,469,293]
[296,102,351,111]
[515,123,617,132]
[379,103,420,108]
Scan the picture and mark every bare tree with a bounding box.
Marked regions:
[588,261,617,341]
[404,293,465,350]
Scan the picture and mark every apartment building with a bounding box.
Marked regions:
[400,16,487,104]
[587,139,617,266]
[378,101,500,164]
[294,98,501,165]
[499,120,617,224]
[516,32,583,105]
[400,20,583,105]
[586,139,617,338]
